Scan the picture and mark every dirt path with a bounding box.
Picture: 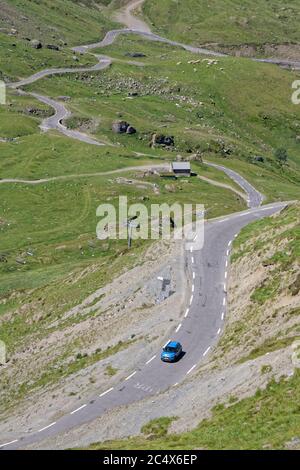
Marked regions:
[197,175,247,202]
[0,164,168,185]
[114,0,151,33]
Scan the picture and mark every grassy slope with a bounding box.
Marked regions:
[21,35,300,199]
[0,0,118,81]
[0,0,116,46]
[84,204,300,450]
[143,0,300,47]
[86,370,300,450]
[0,0,300,411]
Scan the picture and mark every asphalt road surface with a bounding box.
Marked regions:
[0,189,286,449]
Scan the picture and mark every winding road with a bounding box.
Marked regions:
[7,0,299,145]
[0,0,289,450]
[0,194,286,450]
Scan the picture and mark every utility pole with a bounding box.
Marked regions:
[123,219,138,249]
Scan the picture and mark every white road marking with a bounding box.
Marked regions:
[221,312,225,320]
[192,284,195,292]
[38,422,56,433]
[146,355,156,365]
[157,276,164,281]
[223,297,226,306]
[191,256,194,264]
[217,328,221,335]
[234,234,238,238]
[163,339,171,348]
[176,323,182,333]
[190,247,193,253]
[187,364,197,375]
[228,240,232,247]
[193,234,198,241]
[184,308,189,318]
[225,271,228,279]
[193,272,196,279]
[125,372,137,381]
[99,387,114,397]
[203,346,211,356]
[0,439,18,448]
[70,404,87,415]
[226,249,230,256]
[190,295,194,304]
[224,283,227,291]
[173,382,179,387]
[225,259,228,267]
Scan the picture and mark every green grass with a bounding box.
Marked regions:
[143,0,300,48]
[238,335,300,364]
[0,32,97,82]
[84,369,300,450]
[21,34,300,201]
[0,0,117,49]
[231,204,300,263]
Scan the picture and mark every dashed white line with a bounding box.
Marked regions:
[70,404,87,415]
[223,297,226,306]
[191,256,194,264]
[173,382,179,387]
[226,249,230,256]
[225,271,228,279]
[190,247,193,253]
[203,346,211,356]
[146,355,156,365]
[125,372,137,381]
[187,364,197,375]
[184,308,189,318]
[217,328,221,335]
[221,312,225,320]
[192,284,195,292]
[228,240,232,247]
[193,272,196,279]
[225,259,228,267]
[176,323,182,333]
[99,387,114,397]
[0,439,18,448]
[163,339,171,348]
[190,294,194,305]
[38,422,56,433]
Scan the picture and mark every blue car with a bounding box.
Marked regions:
[161,341,183,362]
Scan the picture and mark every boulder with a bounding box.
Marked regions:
[151,133,174,147]
[253,155,264,163]
[125,52,147,58]
[30,39,42,49]
[112,121,129,133]
[126,125,137,135]
[112,121,136,134]
[47,44,60,51]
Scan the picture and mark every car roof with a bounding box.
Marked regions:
[167,341,180,348]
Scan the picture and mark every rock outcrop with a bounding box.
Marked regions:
[112,121,137,134]
[151,133,174,148]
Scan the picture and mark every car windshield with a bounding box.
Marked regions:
[164,345,177,353]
